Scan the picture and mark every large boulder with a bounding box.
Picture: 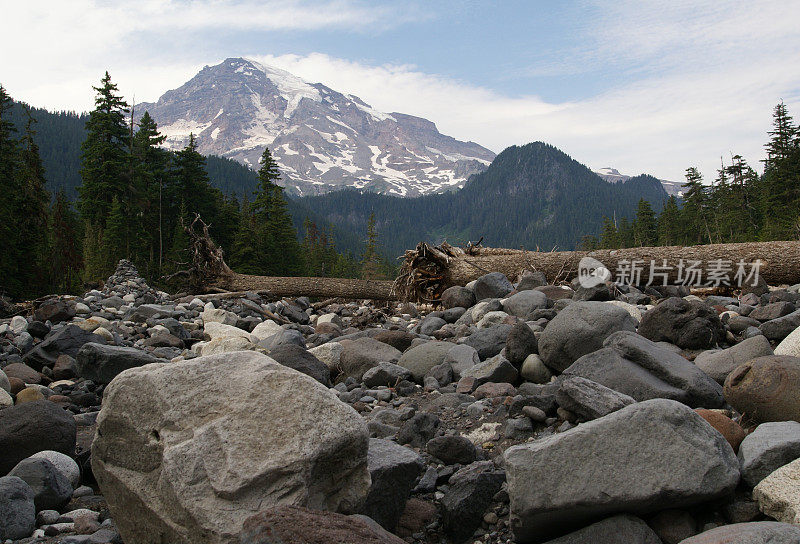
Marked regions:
[441,286,476,310]
[759,310,800,342]
[92,351,370,544]
[723,355,800,423]
[638,297,724,349]
[462,324,512,360]
[34,298,76,324]
[677,522,800,543]
[0,476,35,540]
[76,342,161,384]
[22,324,106,371]
[753,457,800,525]
[504,399,740,542]
[473,272,514,301]
[0,400,76,474]
[264,344,330,386]
[694,335,774,384]
[505,322,538,366]
[441,461,505,543]
[359,439,424,531]
[555,376,635,421]
[502,290,548,318]
[539,302,637,372]
[738,421,800,487]
[541,514,660,544]
[239,506,406,544]
[397,341,453,383]
[8,457,73,511]
[563,331,724,408]
[338,338,402,382]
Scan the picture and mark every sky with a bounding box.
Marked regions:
[3,0,800,182]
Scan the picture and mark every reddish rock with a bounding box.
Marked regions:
[9,377,26,395]
[52,354,77,380]
[47,395,71,405]
[724,355,800,424]
[396,498,437,538]
[456,376,477,394]
[695,409,747,452]
[315,322,341,336]
[373,330,416,353]
[239,505,406,544]
[2,363,41,384]
[473,382,517,399]
[73,514,101,535]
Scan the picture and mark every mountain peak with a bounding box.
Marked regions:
[136,58,495,197]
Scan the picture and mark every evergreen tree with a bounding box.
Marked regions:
[48,192,83,293]
[599,216,619,248]
[268,184,303,275]
[765,101,797,165]
[657,196,681,246]
[681,167,711,244]
[78,72,129,226]
[174,133,216,221]
[632,198,657,246]
[361,212,381,279]
[0,85,22,296]
[761,102,800,239]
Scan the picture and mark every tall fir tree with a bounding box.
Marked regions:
[657,196,681,246]
[361,211,381,279]
[632,198,657,246]
[48,191,83,293]
[0,85,22,296]
[681,167,711,245]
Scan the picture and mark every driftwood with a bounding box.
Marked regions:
[396,240,800,302]
[175,215,396,300]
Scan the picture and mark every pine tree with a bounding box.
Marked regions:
[0,85,22,296]
[48,192,83,293]
[268,184,303,275]
[657,196,681,246]
[361,212,381,279]
[632,199,657,246]
[599,216,619,249]
[174,133,215,221]
[681,167,711,244]
[765,101,797,166]
[761,102,800,239]
[78,72,130,227]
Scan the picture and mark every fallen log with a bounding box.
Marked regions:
[396,240,800,302]
[172,215,396,300]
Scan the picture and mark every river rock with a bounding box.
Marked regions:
[462,324,512,359]
[0,476,35,540]
[30,450,81,488]
[775,324,800,357]
[22,325,106,371]
[460,355,518,386]
[360,438,424,530]
[542,514,660,544]
[397,341,453,382]
[694,336,774,384]
[441,461,505,543]
[2,362,41,384]
[506,322,538,366]
[723,355,800,423]
[201,307,239,326]
[502,290,548,318]
[0,400,76,474]
[8,457,73,511]
[539,302,637,372]
[638,297,724,349]
[738,421,800,487]
[473,272,514,301]
[753,457,800,525]
[759,310,800,341]
[264,343,330,386]
[677,521,800,543]
[338,338,402,382]
[76,343,161,384]
[92,351,370,544]
[694,409,746,452]
[444,344,480,379]
[34,299,76,324]
[441,286,476,310]
[520,354,552,383]
[504,399,740,542]
[362,362,412,387]
[555,376,635,421]
[426,435,477,465]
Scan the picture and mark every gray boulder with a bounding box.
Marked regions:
[539,302,637,372]
[460,355,518,386]
[638,297,724,349]
[426,435,477,465]
[677,521,800,543]
[504,399,740,542]
[360,439,424,530]
[563,331,724,408]
[502,290,548,318]
[0,400,76,474]
[8,457,73,511]
[264,343,330,386]
[444,344,480,379]
[0,476,35,540]
[338,338,402,382]
[417,316,447,336]
[505,322,538,366]
[694,335,774,384]
[760,310,800,341]
[92,351,370,544]
[441,286,476,310]
[362,362,412,387]
[542,514,660,544]
[462,324,512,359]
[397,341,453,383]
[22,324,106,371]
[257,327,306,350]
[473,272,514,301]
[441,461,505,543]
[76,343,161,384]
[555,376,635,421]
[738,421,800,487]
[516,270,548,291]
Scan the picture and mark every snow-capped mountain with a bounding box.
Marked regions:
[136,58,495,197]
[594,167,683,197]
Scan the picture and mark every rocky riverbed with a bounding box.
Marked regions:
[3,261,800,543]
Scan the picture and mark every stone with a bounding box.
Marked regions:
[264,344,330,386]
[724,355,800,423]
[695,409,746,452]
[474,381,516,399]
[372,330,416,352]
[3,362,41,384]
[517,270,548,290]
[417,315,446,335]
[760,310,800,341]
[0,476,35,540]
[360,439,424,530]
[76,343,160,384]
[250,320,282,341]
[239,506,406,544]
[0,370,8,393]
[462,323,512,359]
[469,298,502,323]
[257,328,306,350]
[677,522,800,543]
[556,376,635,421]
[750,302,796,322]
[396,498,437,538]
[92,351,370,544]
[338,338,402,382]
[775,324,800,357]
[738,421,800,487]
[397,341,453,383]
[564,331,724,408]
[638,297,725,350]
[201,307,239,326]
[541,514,660,544]
[441,461,505,542]
[539,302,637,372]
[8,457,73,511]
[0,400,76,474]
[753,457,800,525]
[605,300,643,322]
[505,322,538,366]
[694,335,774,384]
[23,325,107,372]
[460,355,518,386]
[473,272,514,301]
[396,413,440,448]
[444,344,480,379]
[648,509,697,544]
[504,399,740,543]
[476,310,510,329]
[52,354,78,380]
[205,321,256,342]
[16,386,45,403]
[362,362,412,387]
[441,286,476,310]
[34,299,76,324]
[572,283,613,301]
[199,337,256,355]
[426,435,477,465]
[502,290,548,318]
[520,354,552,383]
[308,341,343,371]
[0,389,11,409]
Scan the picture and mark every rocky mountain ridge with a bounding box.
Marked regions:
[594,167,683,197]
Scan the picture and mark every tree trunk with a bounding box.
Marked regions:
[210,273,396,300]
[396,240,800,301]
